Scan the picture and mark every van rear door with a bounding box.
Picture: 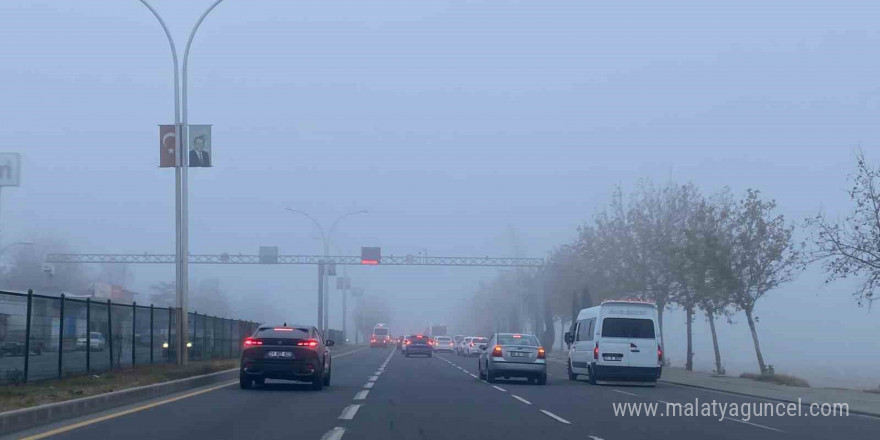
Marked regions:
[599,317,656,367]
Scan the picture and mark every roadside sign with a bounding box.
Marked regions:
[258,246,278,264]
[327,262,337,276]
[0,153,21,186]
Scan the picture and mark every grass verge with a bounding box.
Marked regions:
[740,372,811,388]
[0,359,237,413]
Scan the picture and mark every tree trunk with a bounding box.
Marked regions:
[706,309,723,375]
[744,307,767,373]
[656,299,666,356]
[685,304,694,371]
[542,298,555,351]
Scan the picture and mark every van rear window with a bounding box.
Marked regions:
[601,318,655,338]
[373,328,388,336]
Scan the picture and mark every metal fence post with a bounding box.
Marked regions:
[58,293,65,379]
[192,312,197,361]
[86,297,91,373]
[132,302,137,367]
[107,299,113,368]
[23,289,33,384]
[150,304,154,364]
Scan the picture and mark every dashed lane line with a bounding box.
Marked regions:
[363,382,374,389]
[492,385,507,392]
[540,410,572,425]
[369,376,379,382]
[354,390,369,400]
[338,404,361,420]
[320,427,346,440]
[512,395,532,405]
[612,389,638,397]
[726,417,784,433]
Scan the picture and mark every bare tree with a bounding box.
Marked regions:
[730,189,799,373]
[805,150,880,307]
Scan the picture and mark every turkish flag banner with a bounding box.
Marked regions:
[159,125,178,167]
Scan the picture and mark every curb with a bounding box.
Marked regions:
[0,368,238,436]
[659,379,880,419]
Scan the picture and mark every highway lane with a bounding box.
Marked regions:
[7,346,880,439]
[5,346,382,440]
[441,351,880,440]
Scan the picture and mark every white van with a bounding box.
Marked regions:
[564,301,662,385]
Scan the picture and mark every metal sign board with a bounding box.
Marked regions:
[0,153,21,187]
[327,262,337,276]
[258,246,278,264]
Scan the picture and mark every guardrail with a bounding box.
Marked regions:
[0,289,259,384]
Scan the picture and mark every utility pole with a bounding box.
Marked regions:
[285,209,367,334]
[139,0,226,364]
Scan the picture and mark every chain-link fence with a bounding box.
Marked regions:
[0,290,259,385]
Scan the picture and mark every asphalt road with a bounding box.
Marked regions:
[7,347,880,440]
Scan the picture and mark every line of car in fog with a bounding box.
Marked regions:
[234,300,663,391]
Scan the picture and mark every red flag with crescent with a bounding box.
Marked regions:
[159,125,177,167]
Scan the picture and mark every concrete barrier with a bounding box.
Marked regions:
[0,368,238,436]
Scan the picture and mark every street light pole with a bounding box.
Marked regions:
[138,0,226,364]
[285,209,367,334]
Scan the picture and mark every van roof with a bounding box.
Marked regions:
[576,302,657,321]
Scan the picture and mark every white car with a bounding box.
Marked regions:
[76,332,106,351]
[463,337,488,357]
[565,300,662,385]
[432,336,455,353]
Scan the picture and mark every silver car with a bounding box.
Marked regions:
[478,333,547,385]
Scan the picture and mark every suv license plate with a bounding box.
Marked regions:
[266,351,294,358]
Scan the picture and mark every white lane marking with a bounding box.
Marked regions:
[354,390,369,400]
[480,380,489,384]
[338,404,361,420]
[540,410,571,425]
[369,376,379,381]
[657,400,673,405]
[363,382,374,389]
[334,346,369,359]
[320,427,346,440]
[511,395,532,405]
[588,436,604,440]
[492,385,507,392]
[612,389,638,397]
[469,374,478,379]
[726,418,784,433]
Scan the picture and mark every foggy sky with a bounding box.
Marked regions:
[1,0,879,387]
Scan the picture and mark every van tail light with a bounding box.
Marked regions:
[658,344,663,363]
[492,345,503,357]
[244,338,263,347]
[537,347,546,359]
[297,339,319,348]
[593,342,599,360]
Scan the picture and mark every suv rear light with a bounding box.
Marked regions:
[537,347,546,359]
[658,344,663,363]
[297,339,318,347]
[492,345,503,357]
[244,338,263,347]
[593,342,599,360]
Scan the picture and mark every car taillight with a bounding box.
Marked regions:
[593,342,599,360]
[492,345,503,357]
[448,342,453,346]
[658,344,663,363]
[297,339,318,347]
[537,347,546,359]
[469,342,474,347]
[244,338,263,347]
[405,340,411,345]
